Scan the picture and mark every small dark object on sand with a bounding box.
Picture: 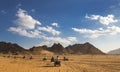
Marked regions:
[22,56,25,59]
[29,56,33,59]
[43,57,47,61]
[54,61,61,66]
[51,56,54,62]
[7,55,10,58]
[63,57,69,61]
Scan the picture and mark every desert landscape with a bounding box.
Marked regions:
[0,42,120,72]
[1,0,120,72]
[0,55,120,72]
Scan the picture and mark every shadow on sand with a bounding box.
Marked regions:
[36,65,60,68]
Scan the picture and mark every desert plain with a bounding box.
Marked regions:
[0,55,120,72]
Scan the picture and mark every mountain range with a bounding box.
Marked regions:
[108,48,120,55]
[0,41,105,55]
[0,42,26,54]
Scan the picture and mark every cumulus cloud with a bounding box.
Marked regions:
[38,26,60,35]
[85,14,118,25]
[67,37,77,42]
[51,23,59,27]
[72,26,120,38]
[35,36,77,47]
[40,36,77,46]
[8,9,43,38]
[15,8,41,29]
[8,8,77,46]
[8,27,43,38]
[8,8,61,37]
[36,41,53,47]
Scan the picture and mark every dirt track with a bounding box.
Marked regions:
[0,55,120,72]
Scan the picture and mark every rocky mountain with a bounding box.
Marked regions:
[66,42,105,54]
[45,42,104,55]
[0,41,105,55]
[47,43,68,54]
[0,42,26,54]
[108,48,120,55]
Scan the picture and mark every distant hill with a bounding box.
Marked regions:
[45,42,104,55]
[47,43,68,54]
[29,46,54,55]
[66,42,105,54]
[108,48,120,55]
[0,41,105,55]
[0,42,26,54]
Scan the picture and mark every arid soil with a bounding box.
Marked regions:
[0,55,120,72]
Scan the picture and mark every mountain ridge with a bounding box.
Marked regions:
[0,41,105,55]
[0,41,26,54]
[108,48,120,55]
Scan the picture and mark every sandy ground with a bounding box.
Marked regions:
[0,55,120,72]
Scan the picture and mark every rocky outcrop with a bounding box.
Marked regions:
[0,42,26,54]
[65,42,105,54]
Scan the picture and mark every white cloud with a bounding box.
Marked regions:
[36,36,77,47]
[8,8,43,38]
[15,8,41,29]
[85,14,118,25]
[38,26,60,35]
[8,9,61,38]
[8,8,77,47]
[67,37,77,42]
[36,41,53,47]
[85,14,100,20]
[41,36,77,46]
[8,27,43,38]
[51,23,59,27]
[72,26,120,38]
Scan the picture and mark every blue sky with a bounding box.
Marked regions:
[1,0,120,53]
